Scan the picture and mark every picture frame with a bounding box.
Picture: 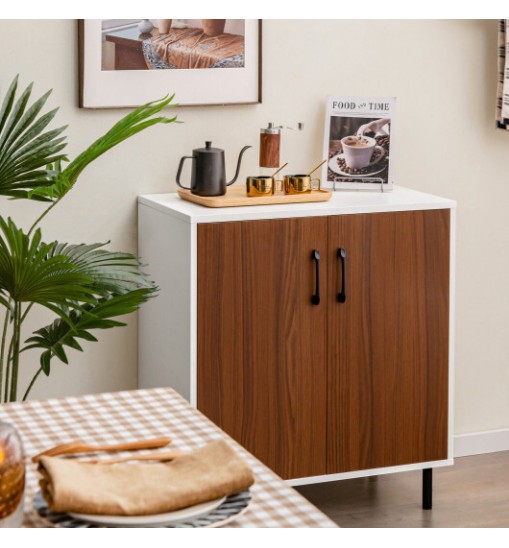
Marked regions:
[78,19,262,108]
[322,96,395,191]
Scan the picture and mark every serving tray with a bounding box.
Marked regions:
[177,186,332,208]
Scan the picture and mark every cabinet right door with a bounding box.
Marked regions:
[327,210,450,474]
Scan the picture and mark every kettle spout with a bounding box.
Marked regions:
[226,145,252,186]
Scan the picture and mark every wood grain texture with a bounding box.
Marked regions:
[326,210,450,474]
[259,133,280,168]
[31,437,172,462]
[177,186,332,208]
[197,218,328,479]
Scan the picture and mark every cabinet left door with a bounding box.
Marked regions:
[197,217,329,479]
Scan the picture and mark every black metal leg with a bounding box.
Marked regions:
[423,468,432,510]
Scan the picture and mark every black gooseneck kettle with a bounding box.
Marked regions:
[176,141,251,197]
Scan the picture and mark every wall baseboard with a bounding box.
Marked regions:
[454,429,509,458]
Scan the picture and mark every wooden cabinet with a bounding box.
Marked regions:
[138,187,455,486]
[326,210,450,475]
[197,218,328,479]
[194,210,449,479]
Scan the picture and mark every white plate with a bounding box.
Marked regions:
[68,496,226,527]
[328,153,386,178]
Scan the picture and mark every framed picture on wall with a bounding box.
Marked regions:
[78,19,262,108]
[322,96,395,191]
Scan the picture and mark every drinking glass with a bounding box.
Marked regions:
[0,420,25,527]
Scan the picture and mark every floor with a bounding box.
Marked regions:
[296,452,509,527]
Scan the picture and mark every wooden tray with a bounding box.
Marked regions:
[178,186,332,208]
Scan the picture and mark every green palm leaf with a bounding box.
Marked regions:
[0,218,96,312]
[0,291,10,310]
[0,76,68,199]
[24,289,155,374]
[28,95,178,202]
[0,77,177,402]
[47,242,157,296]
[21,240,157,374]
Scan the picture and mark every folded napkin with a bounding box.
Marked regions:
[38,439,254,516]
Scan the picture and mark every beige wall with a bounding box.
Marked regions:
[0,20,507,436]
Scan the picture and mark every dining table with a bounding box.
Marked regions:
[0,386,337,528]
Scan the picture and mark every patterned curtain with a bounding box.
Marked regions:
[497,19,509,129]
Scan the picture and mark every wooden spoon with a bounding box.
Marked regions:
[32,437,172,463]
[89,450,186,465]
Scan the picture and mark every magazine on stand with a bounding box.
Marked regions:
[322,96,395,191]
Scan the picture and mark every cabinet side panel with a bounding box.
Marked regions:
[138,205,192,399]
[327,210,450,473]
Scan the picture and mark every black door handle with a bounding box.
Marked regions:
[311,250,320,305]
[337,248,346,303]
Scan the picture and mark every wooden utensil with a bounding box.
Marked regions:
[90,450,186,465]
[32,437,172,462]
[178,186,332,208]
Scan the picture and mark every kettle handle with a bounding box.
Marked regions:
[176,156,195,190]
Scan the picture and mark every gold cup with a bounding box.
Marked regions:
[283,175,321,195]
[246,176,282,197]
[246,163,289,197]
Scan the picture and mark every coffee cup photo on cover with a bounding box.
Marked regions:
[327,116,391,181]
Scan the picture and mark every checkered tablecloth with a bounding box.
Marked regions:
[0,387,336,528]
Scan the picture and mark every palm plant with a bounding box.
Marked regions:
[0,76,178,403]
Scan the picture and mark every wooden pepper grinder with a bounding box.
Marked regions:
[259,123,282,168]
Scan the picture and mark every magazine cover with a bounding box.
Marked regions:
[323,96,395,190]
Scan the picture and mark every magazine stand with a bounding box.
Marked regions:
[332,176,388,193]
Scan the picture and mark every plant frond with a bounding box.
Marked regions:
[47,242,157,296]
[0,75,18,135]
[0,77,68,198]
[24,288,154,373]
[0,217,96,307]
[37,95,178,201]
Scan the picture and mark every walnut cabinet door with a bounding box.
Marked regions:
[197,210,450,480]
[326,210,450,474]
[197,217,329,479]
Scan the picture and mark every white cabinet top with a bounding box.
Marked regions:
[138,186,456,224]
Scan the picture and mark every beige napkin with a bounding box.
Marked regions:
[38,439,254,516]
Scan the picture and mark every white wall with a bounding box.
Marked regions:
[0,20,507,438]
